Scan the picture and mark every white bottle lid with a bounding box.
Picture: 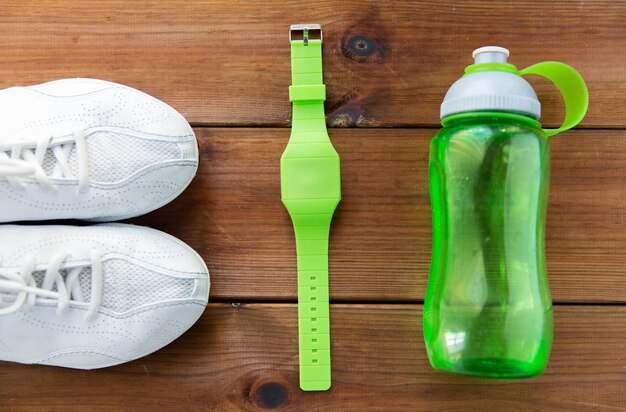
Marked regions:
[440,46,541,119]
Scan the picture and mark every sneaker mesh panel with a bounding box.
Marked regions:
[66,131,181,182]
[100,259,195,312]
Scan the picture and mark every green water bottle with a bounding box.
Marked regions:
[424,46,588,378]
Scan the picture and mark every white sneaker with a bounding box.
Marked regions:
[0,78,198,222]
[0,224,209,369]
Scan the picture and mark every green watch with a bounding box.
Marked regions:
[281,24,341,392]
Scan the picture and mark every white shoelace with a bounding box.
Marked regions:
[0,250,103,320]
[0,131,90,193]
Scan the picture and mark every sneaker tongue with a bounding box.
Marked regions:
[40,144,78,178]
[0,268,93,304]
[44,267,93,303]
[77,267,92,302]
[40,149,60,175]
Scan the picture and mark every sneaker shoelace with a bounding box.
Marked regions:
[0,131,90,193]
[0,250,103,320]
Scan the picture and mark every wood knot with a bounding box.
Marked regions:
[252,381,289,409]
[329,111,355,127]
[342,33,385,62]
[328,102,373,127]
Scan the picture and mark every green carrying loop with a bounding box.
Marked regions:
[519,62,589,137]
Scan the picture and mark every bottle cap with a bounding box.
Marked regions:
[440,46,541,119]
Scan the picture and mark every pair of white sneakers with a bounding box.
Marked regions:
[0,79,209,369]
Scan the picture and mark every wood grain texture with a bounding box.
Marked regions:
[0,2,623,410]
[0,1,623,127]
[132,128,626,303]
[0,304,624,411]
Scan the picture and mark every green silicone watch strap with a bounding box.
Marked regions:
[281,24,340,392]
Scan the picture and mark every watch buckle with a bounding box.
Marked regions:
[290,24,322,45]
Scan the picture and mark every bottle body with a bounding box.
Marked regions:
[424,113,553,378]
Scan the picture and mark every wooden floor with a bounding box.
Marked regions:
[1,1,625,411]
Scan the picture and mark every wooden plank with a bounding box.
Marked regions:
[132,128,626,303]
[0,1,623,127]
[0,304,623,411]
